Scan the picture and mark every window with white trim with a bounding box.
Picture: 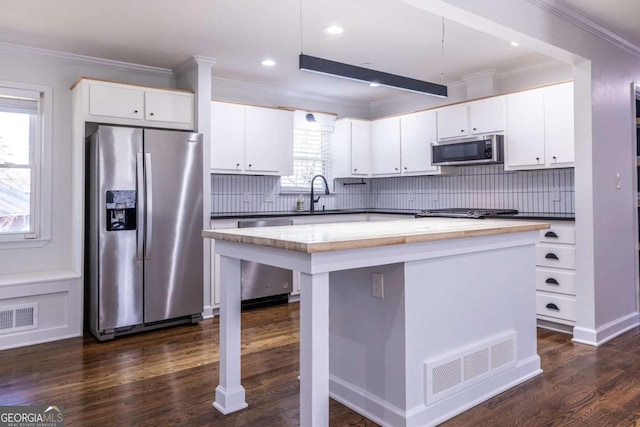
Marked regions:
[281,111,335,192]
[0,82,51,244]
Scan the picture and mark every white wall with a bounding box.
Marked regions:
[0,46,177,348]
[401,0,640,344]
[0,47,175,275]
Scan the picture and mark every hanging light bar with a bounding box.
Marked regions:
[299,54,447,98]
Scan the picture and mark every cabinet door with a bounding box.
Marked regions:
[400,110,438,174]
[470,97,505,134]
[544,83,574,167]
[144,91,194,125]
[437,104,468,139]
[505,89,545,169]
[331,120,352,178]
[371,117,401,175]
[88,83,144,120]
[245,106,289,174]
[211,101,245,172]
[351,120,371,176]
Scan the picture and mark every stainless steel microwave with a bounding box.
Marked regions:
[431,134,504,166]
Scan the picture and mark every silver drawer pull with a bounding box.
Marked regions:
[545,278,559,285]
[545,303,560,311]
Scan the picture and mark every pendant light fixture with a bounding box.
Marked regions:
[297,1,448,98]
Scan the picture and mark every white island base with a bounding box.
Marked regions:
[204,219,545,427]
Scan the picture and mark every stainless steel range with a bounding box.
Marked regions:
[415,208,518,219]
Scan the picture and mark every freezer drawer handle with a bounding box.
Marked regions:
[545,303,560,311]
[136,153,145,261]
[545,253,559,260]
[545,278,560,285]
[544,231,558,238]
[145,153,153,260]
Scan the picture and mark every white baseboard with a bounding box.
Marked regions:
[202,305,214,319]
[0,272,83,351]
[329,375,406,427]
[573,312,640,346]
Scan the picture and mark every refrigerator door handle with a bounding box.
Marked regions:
[145,152,153,260]
[136,153,145,261]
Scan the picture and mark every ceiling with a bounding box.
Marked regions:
[0,0,638,104]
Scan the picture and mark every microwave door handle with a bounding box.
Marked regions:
[136,153,145,261]
[145,153,153,260]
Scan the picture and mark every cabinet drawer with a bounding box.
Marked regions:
[539,226,575,244]
[535,268,576,295]
[536,244,575,269]
[536,292,576,321]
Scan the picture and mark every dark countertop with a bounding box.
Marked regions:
[211,209,575,221]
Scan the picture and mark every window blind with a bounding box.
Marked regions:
[281,127,332,192]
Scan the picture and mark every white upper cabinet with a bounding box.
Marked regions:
[505,82,574,170]
[144,91,194,125]
[245,105,293,174]
[371,117,401,176]
[437,104,469,139]
[544,82,575,167]
[332,119,371,177]
[75,78,194,130]
[469,97,505,135]
[210,101,245,172]
[437,97,505,140]
[210,101,293,176]
[400,110,439,175]
[505,89,545,169]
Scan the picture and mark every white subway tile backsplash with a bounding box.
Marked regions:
[211,165,575,215]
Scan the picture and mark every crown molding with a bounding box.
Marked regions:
[0,42,175,76]
[527,0,640,58]
[497,58,570,79]
[369,80,465,109]
[460,69,497,84]
[174,55,217,78]
[211,75,368,111]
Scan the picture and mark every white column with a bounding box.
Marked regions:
[299,272,330,427]
[213,255,248,414]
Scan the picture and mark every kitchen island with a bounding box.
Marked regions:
[202,217,549,427]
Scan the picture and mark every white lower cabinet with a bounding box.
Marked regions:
[535,221,576,326]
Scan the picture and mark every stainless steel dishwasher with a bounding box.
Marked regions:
[238,218,293,309]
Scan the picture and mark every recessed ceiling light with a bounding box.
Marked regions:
[510,41,520,47]
[261,59,276,66]
[323,25,344,35]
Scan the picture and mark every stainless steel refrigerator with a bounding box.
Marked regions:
[86,125,203,341]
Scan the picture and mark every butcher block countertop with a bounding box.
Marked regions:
[202,218,549,254]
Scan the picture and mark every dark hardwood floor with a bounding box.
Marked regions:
[1,302,639,426]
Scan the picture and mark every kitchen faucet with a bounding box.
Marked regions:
[310,174,330,213]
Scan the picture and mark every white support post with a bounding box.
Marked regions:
[213,255,248,414]
[299,272,330,427]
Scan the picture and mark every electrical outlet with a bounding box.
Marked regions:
[371,273,384,299]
